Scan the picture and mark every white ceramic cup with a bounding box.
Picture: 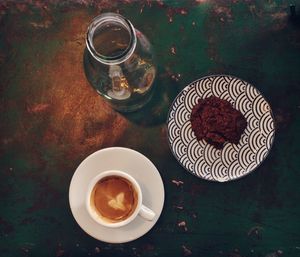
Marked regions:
[86,170,155,228]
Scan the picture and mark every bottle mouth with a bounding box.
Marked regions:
[86,13,137,65]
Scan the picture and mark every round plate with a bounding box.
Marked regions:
[167,75,275,182]
[69,147,164,243]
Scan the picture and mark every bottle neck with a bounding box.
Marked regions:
[86,13,137,65]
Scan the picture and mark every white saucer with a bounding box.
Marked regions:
[69,147,165,243]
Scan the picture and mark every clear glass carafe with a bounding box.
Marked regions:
[83,13,157,112]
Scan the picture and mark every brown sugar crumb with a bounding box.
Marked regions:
[190,96,247,149]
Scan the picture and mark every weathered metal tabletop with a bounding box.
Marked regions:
[1,1,300,256]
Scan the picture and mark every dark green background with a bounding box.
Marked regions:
[0,1,300,257]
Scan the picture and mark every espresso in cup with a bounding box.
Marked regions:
[86,170,155,228]
[90,175,138,223]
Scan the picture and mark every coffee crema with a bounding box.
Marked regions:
[90,175,138,223]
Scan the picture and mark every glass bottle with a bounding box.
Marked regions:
[83,13,157,112]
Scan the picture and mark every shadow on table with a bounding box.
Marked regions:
[122,76,179,127]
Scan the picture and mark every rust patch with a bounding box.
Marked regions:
[195,0,209,3]
[27,103,50,114]
[182,245,192,256]
[30,20,53,29]
[270,11,288,31]
[166,7,189,23]
[265,250,283,257]
[213,6,233,21]
[170,46,177,55]
[177,220,188,231]
[172,179,184,186]
[94,247,101,253]
[174,205,184,210]
[1,10,129,167]
[39,12,129,160]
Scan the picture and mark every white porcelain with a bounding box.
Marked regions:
[167,75,275,182]
[69,147,164,243]
[86,170,155,228]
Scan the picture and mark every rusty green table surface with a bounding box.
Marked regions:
[1,1,300,257]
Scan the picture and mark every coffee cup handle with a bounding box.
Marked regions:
[139,205,155,221]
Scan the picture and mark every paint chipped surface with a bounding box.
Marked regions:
[1,1,300,257]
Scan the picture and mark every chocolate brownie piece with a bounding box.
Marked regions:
[190,96,247,149]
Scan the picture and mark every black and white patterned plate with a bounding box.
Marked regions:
[167,75,275,182]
